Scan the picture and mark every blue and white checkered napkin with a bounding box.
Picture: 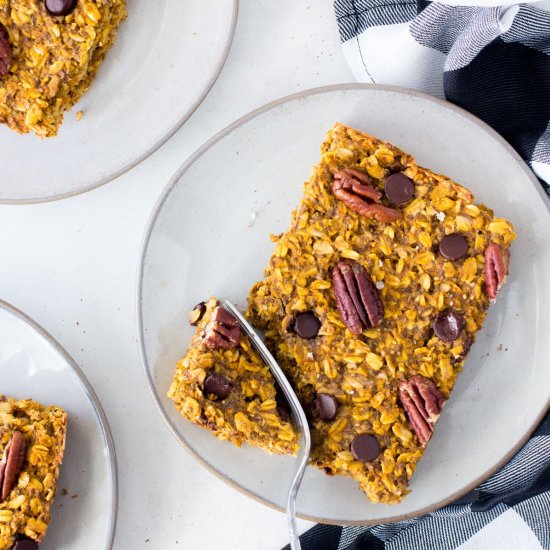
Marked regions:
[284,2,550,548]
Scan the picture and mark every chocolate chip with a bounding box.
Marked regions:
[294,311,321,339]
[313,393,338,421]
[433,309,465,342]
[350,434,380,463]
[384,173,414,205]
[204,373,232,400]
[13,539,38,550]
[189,302,206,326]
[439,234,468,260]
[45,0,77,16]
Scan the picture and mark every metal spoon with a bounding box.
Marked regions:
[223,301,311,550]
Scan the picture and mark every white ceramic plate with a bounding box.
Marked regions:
[0,0,237,204]
[0,300,117,547]
[138,84,550,524]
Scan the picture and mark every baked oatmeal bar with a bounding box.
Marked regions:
[248,123,515,503]
[0,395,67,549]
[0,0,127,137]
[168,298,298,455]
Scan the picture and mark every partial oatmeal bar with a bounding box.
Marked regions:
[168,298,298,455]
[0,0,127,137]
[0,395,67,549]
[248,123,515,503]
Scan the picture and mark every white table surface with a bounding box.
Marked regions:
[0,2,353,549]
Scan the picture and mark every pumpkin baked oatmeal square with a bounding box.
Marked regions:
[168,298,298,456]
[0,395,67,549]
[0,0,127,137]
[247,123,515,503]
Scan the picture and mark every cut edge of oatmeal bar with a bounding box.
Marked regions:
[168,298,299,456]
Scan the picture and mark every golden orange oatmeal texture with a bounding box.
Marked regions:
[0,395,67,549]
[168,298,299,456]
[0,0,127,137]
[247,123,515,503]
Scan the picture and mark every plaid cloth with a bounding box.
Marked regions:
[283,2,550,548]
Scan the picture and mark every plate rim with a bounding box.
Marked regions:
[0,298,119,546]
[137,82,550,526]
[0,0,239,206]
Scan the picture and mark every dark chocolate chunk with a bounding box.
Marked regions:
[433,309,465,342]
[294,311,321,339]
[439,233,468,261]
[204,373,232,400]
[350,434,380,463]
[13,539,39,550]
[384,173,414,205]
[189,302,206,326]
[45,0,77,16]
[313,393,338,421]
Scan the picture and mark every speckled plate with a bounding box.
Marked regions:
[0,299,117,548]
[138,84,550,524]
[0,0,237,203]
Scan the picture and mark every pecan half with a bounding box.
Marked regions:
[484,242,509,300]
[332,259,384,334]
[333,169,399,223]
[0,24,13,77]
[202,306,241,349]
[334,169,383,202]
[0,431,27,501]
[399,376,445,446]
